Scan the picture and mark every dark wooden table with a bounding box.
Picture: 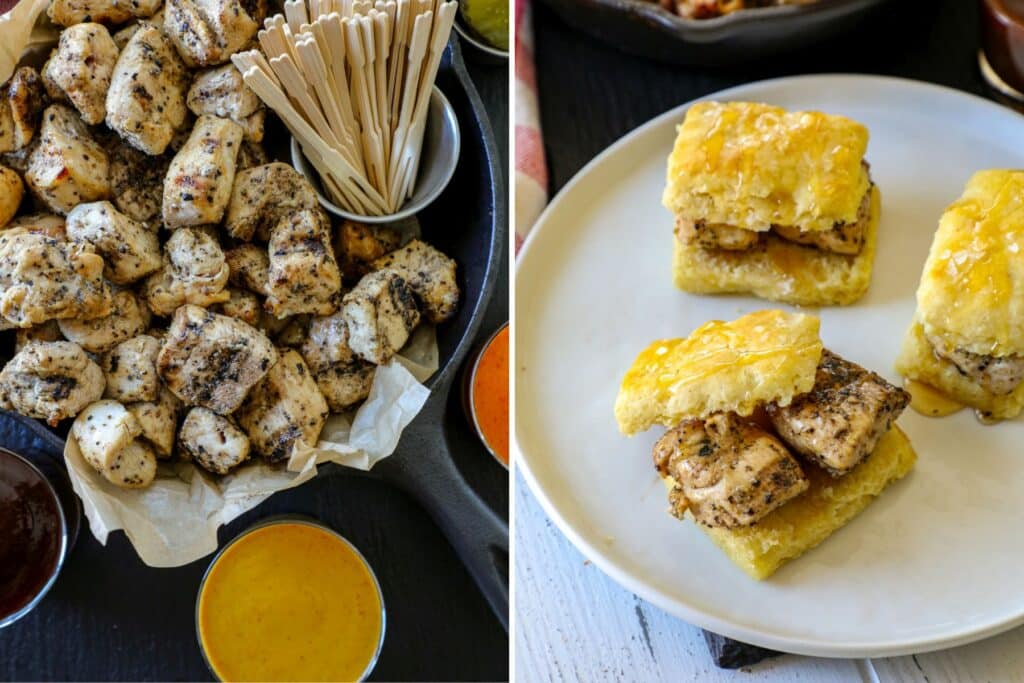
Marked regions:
[0,53,509,683]
[533,0,984,197]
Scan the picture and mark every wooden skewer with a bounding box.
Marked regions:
[284,0,308,32]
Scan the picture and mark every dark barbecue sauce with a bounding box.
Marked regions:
[981,0,1024,93]
[0,451,63,621]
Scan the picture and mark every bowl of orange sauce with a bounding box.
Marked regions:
[464,322,510,469]
[196,518,385,682]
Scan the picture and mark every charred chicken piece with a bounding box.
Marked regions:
[108,141,172,222]
[157,304,278,414]
[106,24,189,156]
[142,227,230,315]
[927,334,1024,396]
[225,243,270,296]
[370,239,459,324]
[335,220,401,281]
[265,208,342,318]
[58,288,151,354]
[653,412,809,528]
[223,162,319,241]
[0,341,105,426]
[300,311,375,411]
[66,201,162,284]
[341,270,420,365]
[102,334,161,402]
[767,350,910,476]
[235,349,328,462]
[0,67,45,153]
[128,386,180,458]
[163,0,266,67]
[179,407,251,474]
[42,23,120,126]
[162,114,243,228]
[25,105,110,215]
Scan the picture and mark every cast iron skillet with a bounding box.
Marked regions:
[3,35,508,630]
[536,0,891,65]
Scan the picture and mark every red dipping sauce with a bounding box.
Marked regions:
[980,0,1024,94]
[0,449,66,628]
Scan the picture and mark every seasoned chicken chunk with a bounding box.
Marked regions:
[675,217,759,252]
[0,67,44,154]
[186,64,261,121]
[301,312,374,411]
[157,304,278,414]
[224,162,319,240]
[0,228,112,327]
[15,321,63,353]
[371,239,459,324]
[103,440,158,488]
[342,270,420,365]
[106,25,189,156]
[212,288,261,325]
[335,220,401,281]
[72,400,141,472]
[236,349,328,462]
[66,201,162,284]
[179,407,250,474]
[653,412,809,528]
[225,243,269,295]
[58,289,151,353]
[163,0,265,67]
[274,315,307,347]
[265,208,342,318]
[236,139,268,171]
[0,166,22,227]
[48,0,133,26]
[927,334,1024,396]
[42,24,119,126]
[142,227,230,315]
[6,213,65,239]
[108,141,172,222]
[767,350,910,477]
[103,334,160,402]
[163,115,243,228]
[0,341,105,425]
[128,386,180,457]
[772,189,871,256]
[25,105,110,214]
[237,109,264,143]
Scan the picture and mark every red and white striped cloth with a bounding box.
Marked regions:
[514,0,548,254]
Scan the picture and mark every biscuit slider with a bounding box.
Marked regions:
[897,170,1024,420]
[664,102,879,306]
[614,310,915,579]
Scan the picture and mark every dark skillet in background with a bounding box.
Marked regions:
[536,0,892,65]
[0,35,508,681]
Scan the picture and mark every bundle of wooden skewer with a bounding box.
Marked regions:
[232,0,458,216]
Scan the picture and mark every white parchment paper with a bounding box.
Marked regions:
[64,328,437,567]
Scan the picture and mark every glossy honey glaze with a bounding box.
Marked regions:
[198,523,383,682]
[472,324,509,465]
[904,379,965,418]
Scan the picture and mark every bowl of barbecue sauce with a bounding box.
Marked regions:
[980,0,1024,99]
[0,448,67,629]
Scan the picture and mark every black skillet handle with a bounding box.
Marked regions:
[374,396,509,631]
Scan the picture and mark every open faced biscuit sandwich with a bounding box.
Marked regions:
[614,310,916,579]
[897,170,1024,422]
[664,102,879,306]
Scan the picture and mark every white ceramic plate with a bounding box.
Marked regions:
[515,75,1024,658]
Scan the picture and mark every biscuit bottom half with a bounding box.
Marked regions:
[663,425,916,580]
[671,186,880,307]
[896,320,1024,419]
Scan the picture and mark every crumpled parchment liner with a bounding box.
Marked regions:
[64,326,438,567]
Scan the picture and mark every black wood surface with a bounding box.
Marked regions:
[0,56,509,683]
[531,0,985,669]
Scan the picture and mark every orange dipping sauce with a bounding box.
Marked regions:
[197,521,384,682]
[470,324,510,466]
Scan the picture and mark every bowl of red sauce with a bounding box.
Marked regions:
[0,447,67,629]
[463,322,510,469]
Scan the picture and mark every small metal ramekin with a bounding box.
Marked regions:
[462,321,509,470]
[195,515,386,682]
[0,447,68,630]
[290,85,461,224]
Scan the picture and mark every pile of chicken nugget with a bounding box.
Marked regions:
[0,0,459,489]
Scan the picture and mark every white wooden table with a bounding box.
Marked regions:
[514,472,1024,682]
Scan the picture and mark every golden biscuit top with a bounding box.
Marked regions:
[614,310,823,435]
[917,170,1024,356]
[662,101,870,233]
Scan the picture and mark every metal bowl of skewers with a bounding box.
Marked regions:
[290,85,460,223]
[232,0,461,221]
